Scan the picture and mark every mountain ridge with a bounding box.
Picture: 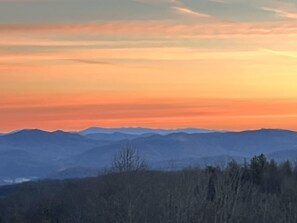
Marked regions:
[1,128,297,184]
[78,126,225,135]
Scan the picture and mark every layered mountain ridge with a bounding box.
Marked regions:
[0,127,297,184]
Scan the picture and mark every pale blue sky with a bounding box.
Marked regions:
[0,0,296,23]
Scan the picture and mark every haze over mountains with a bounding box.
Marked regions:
[1,127,297,185]
[78,127,221,135]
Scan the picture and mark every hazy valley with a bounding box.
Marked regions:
[1,127,297,185]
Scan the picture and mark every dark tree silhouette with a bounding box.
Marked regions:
[250,154,268,185]
[1,154,297,223]
[112,144,147,172]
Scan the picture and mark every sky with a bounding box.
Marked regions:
[1,0,297,131]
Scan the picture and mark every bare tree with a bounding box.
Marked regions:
[112,144,147,172]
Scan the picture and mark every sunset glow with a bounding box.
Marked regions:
[1,0,297,131]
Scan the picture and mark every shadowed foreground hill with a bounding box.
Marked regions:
[0,155,297,223]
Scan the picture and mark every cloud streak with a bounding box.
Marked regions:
[1,21,297,37]
[262,7,297,19]
[65,59,113,65]
[172,6,211,18]
[262,48,297,59]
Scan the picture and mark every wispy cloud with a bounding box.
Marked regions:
[262,7,297,19]
[262,48,297,59]
[133,0,211,18]
[133,0,182,5]
[172,6,211,18]
[65,59,113,65]
[2,21,297,37]
[208,0,230,4]
[0,20,297,39]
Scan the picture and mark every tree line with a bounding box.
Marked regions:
[0,148,297,223]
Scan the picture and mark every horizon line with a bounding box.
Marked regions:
[1,126,296,135]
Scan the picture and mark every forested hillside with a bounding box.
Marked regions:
[2,128,297,184]
[0,154,297,223]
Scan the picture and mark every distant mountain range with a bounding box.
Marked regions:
[78,127,223,135]
[0,127,297,185]
[83,132,154,141]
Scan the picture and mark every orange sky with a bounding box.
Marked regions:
[1,0,297,132]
